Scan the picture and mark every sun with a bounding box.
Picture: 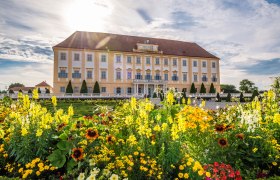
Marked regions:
[63,0,112,32]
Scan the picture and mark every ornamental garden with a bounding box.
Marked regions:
[0,88,280,179]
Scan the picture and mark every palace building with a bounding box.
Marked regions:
[53,31,220,96]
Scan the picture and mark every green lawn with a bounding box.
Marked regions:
[40,99,125,118]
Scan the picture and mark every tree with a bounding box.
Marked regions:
[45,88,50,94]
[200,83,206,93]
[190,83,197,93]
[239,79,257,93]
[251,89,259,101]
[38,88,41,94]
[209,83,216,93]
[159,90,164,101]
[240,92,245,102]
[9,89,14,94]
[271,77,280,97]
[226,93,231,102]
[216,93,221,102]
[80,80,88,93]
[221,84,239,93]
[8,83,24,89]
[66,80,73,93]
[93,81,100,94]
[28,89,32,94]
[152,92,157,98]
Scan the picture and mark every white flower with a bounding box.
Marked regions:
[109,174,119,180]
[78,173,85,180]
[90,167,100,176]
[103,168,110,176]
[86,174,96,180]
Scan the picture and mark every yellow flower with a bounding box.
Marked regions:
[179,165,184,170]
[68,105,74,117]
[127,135,137,145]
[133,151,139,156]
[187,98,191,105]
[130,97,137,110]
[36,171,41,176]
[167,92,175,105]
[178,173,183,178]
[21,127,28,136]
[206,171,211,177]
[198,170,204,176]
[32,88,39,99]
[18,168,23,173]
[38,162,44,168]
[272,162,277,166]
[51,96,57,107]
[252,147,258,153]
[183,173,189,179]
[153,125,161,131]
[36,129,43,137]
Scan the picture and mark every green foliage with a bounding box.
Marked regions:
[152,92,157,98]
[8,83,24,89]
[200,83,206,93]
[239,79,258,93]
[251,89,259,101]
[216,92,221,102]
[190,83,197,93]
[226,93,231,102]
[271,77,280,98]
[240,92,245,102]
[66,80,73,93]
[221,84,239,93]
[209,83,216,93]
[8,89,14,94]
[80,80,88,93]
[93,81,100,94]
[28,89,32,94]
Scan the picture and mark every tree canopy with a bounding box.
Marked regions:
[221,84,239,93]
[239,79,258,93]
[8,83,24,89]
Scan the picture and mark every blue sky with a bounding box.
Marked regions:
[0,0,280,90]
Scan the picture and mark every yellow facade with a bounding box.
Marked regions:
[53,47,220,96]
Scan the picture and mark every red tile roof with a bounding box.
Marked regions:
[9,87,34,91]
[35,81,51,87]
[54,31,218,59]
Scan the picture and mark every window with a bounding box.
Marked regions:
[60,52,66,60]
[72,70,81,78]
[136,57,141,64]
[183,73,187,81]
[88,87,92,93]
[155,57,160,65]
[202,61,207,68]
[116,87,121,94]
[101,55,106,62]
[116,71,121,80]
[172,73,178,81]
[155,73,161,80]
[74,87,79,93]
[127,56,132,63]
[146,57,150,64]
[145,73,151,80]
[87,71,92,79]
[202,74,207,82]
[127,72,132,79]
[173,58,177,66]
[194,74,198,82]
[182,60,187,66]
[164,58,168,65]
[60,87,65,93]
[193,61,197,67]
[127,87,132,94]
[136,73,142,79]
[164,73,168,81]
[116,55,121,63]
[101,87,106,93]
[212,74,217,82]
[87,54,93,62]
[212,62,216,68]
[74,53,80,61]
[101,71,106,79]
[58,69,67,78]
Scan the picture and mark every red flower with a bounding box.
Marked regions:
[235,170,240,176]
[214,162,219,167]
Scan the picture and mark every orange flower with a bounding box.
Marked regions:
[235,133,244,140]
[86,129,99,140]
[106,135,116,144]
[215,124,226,133]
[218,138,228,147]
[71,148,84,161]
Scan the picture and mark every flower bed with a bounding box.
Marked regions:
[0,89,280,179]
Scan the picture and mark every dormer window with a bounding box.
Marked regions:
[136,43,158,52]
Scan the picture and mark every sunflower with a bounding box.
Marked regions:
[235,133,244,140]
[71,148,84,161]
[106,135,116,144]
[215,124,226,133]
[218,138,228,147]
[75,121,82,129]
[86,129,99,140]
